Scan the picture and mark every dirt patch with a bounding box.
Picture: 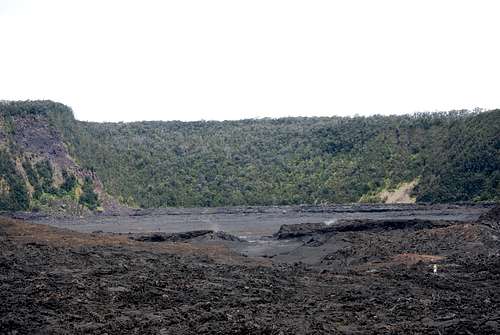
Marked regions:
[391,253,445,265]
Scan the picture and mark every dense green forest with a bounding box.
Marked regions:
[1,100,499,210]
[64,107,499,207]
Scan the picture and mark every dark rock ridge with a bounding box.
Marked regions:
[127,203,490,217]
[477,204,500,230]
[130,230,245,243]
[274,218,456,240]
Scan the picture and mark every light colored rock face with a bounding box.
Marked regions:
[378,180,418,204]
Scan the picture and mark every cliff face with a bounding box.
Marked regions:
[0,101,116,213]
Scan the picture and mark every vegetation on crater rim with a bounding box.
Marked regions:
[0,100,498,210]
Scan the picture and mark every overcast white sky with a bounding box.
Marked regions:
[0,0,499,122]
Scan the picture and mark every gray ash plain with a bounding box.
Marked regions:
[31,203,487,238]
[31,203,490,261]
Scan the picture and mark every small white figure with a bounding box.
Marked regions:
[433,264,438,274]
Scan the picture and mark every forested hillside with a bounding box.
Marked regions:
[65,106,499,207]
[1,100,499,210]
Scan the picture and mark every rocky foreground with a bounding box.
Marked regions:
[1,206,499,334]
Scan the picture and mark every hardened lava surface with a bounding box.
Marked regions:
[1,205,499,334]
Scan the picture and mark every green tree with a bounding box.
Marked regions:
[79,176,99,210]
